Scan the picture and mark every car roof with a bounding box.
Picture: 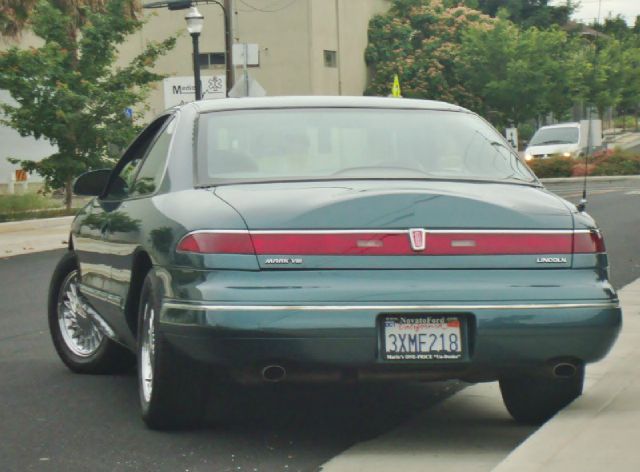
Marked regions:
[190,96,469,113]
[537,123,579,130]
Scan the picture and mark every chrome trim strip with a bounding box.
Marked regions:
[79,283,122,307]
[162,301,618,312]
[426,229,590,234]
[182,229,591,235]
[250,229,408,234]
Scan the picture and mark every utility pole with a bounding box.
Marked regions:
[223,0,234,95]
[334,0,342,95]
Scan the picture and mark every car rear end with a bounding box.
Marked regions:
[153,98,619,385]
[161,211,619,384]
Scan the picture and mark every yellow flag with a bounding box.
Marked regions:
[391,74,402,98]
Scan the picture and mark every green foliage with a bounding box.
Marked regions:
[527,156,573,178]
[593,14,636,42]
[0,0,175,208]
[613,115,639,130]
[0,192,60,213]
[0,1,140,37]
[578,37,625,120]
[470,0,573,29]
[364,0,495,108]
[526,151,640,178]
[518,122,535,142]
[0,0,38,36]
[458,19,584,126]
[591,150,640,176]
[619,46,640,118]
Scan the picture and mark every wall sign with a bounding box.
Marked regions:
[163,75,226,109]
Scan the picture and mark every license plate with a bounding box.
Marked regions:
[382,315,463,360]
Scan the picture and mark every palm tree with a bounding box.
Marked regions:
[1,0,139,38]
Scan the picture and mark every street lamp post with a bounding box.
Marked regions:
[185,6,204,101]
[144,0,234,96]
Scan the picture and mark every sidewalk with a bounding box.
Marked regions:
[320,279,640,472]
[604,130,640,151]
[0,216,73,257]
[493,279,640,471]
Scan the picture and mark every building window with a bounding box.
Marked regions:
[324,50,337,68]
[197,52,226,69]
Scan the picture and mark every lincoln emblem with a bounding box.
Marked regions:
[409,228,426,251]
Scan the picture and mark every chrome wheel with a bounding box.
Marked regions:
[57,270,104,357]
[140,302,156,403]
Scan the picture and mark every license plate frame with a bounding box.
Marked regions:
[380,314,466,361]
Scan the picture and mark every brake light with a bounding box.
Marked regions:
[177,232,256,254]
[573,231,605,253]
[176,230,605,255]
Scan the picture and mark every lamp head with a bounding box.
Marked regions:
[185,6,204,35]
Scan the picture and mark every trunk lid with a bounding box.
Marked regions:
[213,180,575,270]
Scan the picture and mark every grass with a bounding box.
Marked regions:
[0,193,61,213]
[0,193,81,222]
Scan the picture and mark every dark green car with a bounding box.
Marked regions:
[48,96,621,429]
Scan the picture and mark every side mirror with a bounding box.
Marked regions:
[73,169,113,197]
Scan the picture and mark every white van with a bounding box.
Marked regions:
[524,121,602,161]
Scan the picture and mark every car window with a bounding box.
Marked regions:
[103,116,172,200]
[197,108,536,185]
[130,118,175,197]
[529,127,579,146]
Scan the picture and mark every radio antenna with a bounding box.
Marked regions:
[578,0,603,212]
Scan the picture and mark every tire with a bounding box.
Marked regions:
[137,271,207,430]
[499,366,585,425]
[48,251,134,374]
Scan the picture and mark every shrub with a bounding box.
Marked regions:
[527,157,573,178]
[527,150,640,178]
[591,150,640,176]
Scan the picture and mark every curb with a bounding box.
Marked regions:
[0,215,74,234]
[540,175,640,184]
[492,279,640,471]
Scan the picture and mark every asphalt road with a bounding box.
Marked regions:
[0,250,461,472]
[1,186,638,472]
[544,178,640,288]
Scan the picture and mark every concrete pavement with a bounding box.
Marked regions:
[494,279,640,471]
[0,215,72,257]
[604,130,640,151]
[1,192,639,471]
[320,279,640,472]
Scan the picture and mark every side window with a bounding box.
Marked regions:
[103,116,171,200]
[130,118,175,197]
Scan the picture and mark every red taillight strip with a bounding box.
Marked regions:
[573,230,606,253]
[177,229,604,255]
[251,232,576,255]
[177,232,255,254]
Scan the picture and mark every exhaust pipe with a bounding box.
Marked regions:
[553,362,577,378]
[261,365,287,383]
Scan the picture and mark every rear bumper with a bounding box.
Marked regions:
[160,300,621,382]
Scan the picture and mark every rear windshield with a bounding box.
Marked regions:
[196,108,536,185]
[530,126,579,146]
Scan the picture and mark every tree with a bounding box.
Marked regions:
[458,18,586,127]
[0,1,140,37]
[593,14,633,41]
[470,0,574,29]
[580,36,625,122]
[0,0,175,209]
[365,0,495,109]
[619,47,640,129]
